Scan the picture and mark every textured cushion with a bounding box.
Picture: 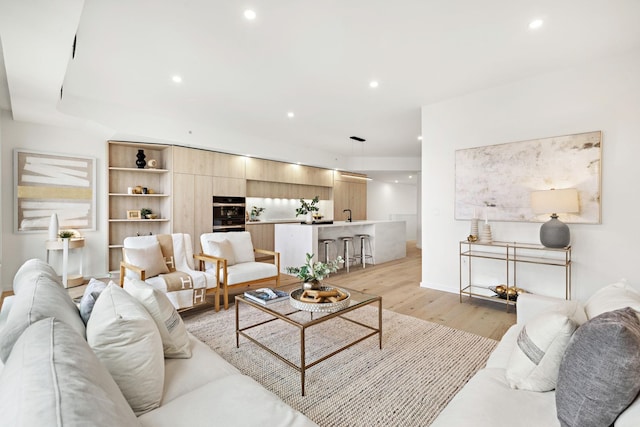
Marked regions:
[229,232,256,264]
[224,262,278,285]
[79,278,109,324]
[506,305,578,391]
[0,318,139,427]
[125,241,170,278]
[206,239,236,266]
[124,277,192,358]
[87,283,164,415]
[556,307,640,427]
[0,265,85,362]
[584,280,640,320]
[12,258,62,293]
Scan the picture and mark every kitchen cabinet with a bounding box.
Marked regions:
[332,172,367,221]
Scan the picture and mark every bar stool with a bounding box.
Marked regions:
[338,236,356,273]
[354,234,374,268]
[320,238,335,263]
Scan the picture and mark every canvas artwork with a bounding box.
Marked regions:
[455,131,601,224]
[15,150,96,232]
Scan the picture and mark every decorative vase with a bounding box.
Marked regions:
[48,213,59,241]
[305,212,313,223]
[303,281,321,291]
[135,149,146,169]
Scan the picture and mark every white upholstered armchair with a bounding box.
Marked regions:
[199,231,280,310]
[119,233,220,311]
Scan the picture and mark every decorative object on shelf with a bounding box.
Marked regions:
[285,252,343,290]
[142,187,148,194]
[250,206,265,221]
[48,213,59,241]
[531,188,579,248]
[135,149,146,169]
[478,223,492,243]
[127,210,142,220]
[147,158,158,169]
[127,187,134,194]
[289,286,351,313]
[469,217,479,241]
[295,196,320,223]
[140,208,154,219]
[57,230,75,239]
[489,285,528,301]
[312,213,324,221]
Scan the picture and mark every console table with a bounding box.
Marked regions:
[45,238,85,288]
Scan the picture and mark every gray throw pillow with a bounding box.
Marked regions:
[79,278,108,324]
[556,307,640,427]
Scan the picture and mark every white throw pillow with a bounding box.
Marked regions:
[0,269,85,363]
[0,318,139,426]
[585,280,640,320]
[206,239,236,266]
[125,241,170,278]
[87,283,164,415]
[231,232,256,264]
[506,304,578,392]
[124,277,192,358]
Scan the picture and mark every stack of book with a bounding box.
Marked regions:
[244,288,289,305]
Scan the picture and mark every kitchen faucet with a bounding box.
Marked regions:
[343,209,352,222]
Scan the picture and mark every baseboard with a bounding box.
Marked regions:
[419,281,458,294]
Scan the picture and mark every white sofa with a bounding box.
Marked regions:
[0,259,316,427]
[431,283,640,427]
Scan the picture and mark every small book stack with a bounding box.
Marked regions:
[244,288,289,305]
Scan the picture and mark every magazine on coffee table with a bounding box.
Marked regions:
[244,288,289,305]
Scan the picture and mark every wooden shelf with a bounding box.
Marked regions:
[108,193,170,197]
[109,166,169,173]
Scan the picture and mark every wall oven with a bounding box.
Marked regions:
[212,196,246,232]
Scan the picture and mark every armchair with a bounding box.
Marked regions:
[199,231,280,310]
[119,233,220,311]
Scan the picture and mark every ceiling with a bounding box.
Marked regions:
[1,1,640,184]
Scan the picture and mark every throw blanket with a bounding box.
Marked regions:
[154,234,203,307]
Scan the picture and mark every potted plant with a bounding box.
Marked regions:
[140,208,153,219]
[286,253,343,290]
[58,230,75,240]
[295,196,320,223]
[250,206,265,221]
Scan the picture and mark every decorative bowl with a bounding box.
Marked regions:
[146,214,159,219]
[489,285,527,301]
[290,286,350,313]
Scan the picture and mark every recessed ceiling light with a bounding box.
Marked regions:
[529,19,543,29]
[394,180,399,184]
[417,136,422,141]
[287,112,295,118]
[369,80,379,88]
[409,175,413,179]
[172,75,182,83]
[244,9,256,20]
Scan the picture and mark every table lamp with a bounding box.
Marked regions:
[531,188,579,248]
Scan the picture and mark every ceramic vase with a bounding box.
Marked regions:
[135,149,146,169]
[48,213,59,241]
[303,281,321,291]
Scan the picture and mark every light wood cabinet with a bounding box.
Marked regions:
[246,181,331,199]
[107,141,172,273]
[246,223,275,253]
[245,158,333,186]
[173,146,245,178]
[332,172,367,221]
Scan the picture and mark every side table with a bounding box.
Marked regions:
[45,238,85,288]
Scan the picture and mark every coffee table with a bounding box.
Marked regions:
[235,283,382,396]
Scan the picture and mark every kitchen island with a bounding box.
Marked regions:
[274,220,406,273]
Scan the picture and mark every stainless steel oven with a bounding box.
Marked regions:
[212,196,246,231]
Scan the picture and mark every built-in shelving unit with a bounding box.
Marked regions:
[107,141,173,273]
[459,240,572,311]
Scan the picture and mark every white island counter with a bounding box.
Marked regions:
[274,220,406,273]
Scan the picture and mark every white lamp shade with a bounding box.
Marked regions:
[531,188,579,215]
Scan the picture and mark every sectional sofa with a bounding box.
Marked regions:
[431,281,640,427]
[0,259,316,426]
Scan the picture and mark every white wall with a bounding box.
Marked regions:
[421,49,640,301]
[367,180,418,240]
[1,112,108,289]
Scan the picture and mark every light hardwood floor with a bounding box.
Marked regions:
[226,241,516,341]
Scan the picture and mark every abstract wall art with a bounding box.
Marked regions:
[455,131,601,223]
[15,150,96,232]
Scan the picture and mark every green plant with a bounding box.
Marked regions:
[285,253,343,283]
[140,208,152,218]
[251,206,265,217]
[295,196,320,216]
[58,230,75,239]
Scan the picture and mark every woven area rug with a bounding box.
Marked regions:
[183,303,497,427]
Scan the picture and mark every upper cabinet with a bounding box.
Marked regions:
[173,146,246,178]
[107,141,173,272]
[245,158,333,187]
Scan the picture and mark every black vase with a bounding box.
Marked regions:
[136,149,146,169]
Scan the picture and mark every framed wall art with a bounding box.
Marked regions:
[455,131,602,223]
[15,150,96,232]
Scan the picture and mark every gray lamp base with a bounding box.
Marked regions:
[540,214,570,248]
